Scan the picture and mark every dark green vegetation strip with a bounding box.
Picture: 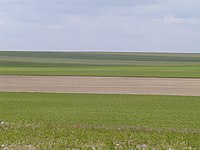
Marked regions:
[1,51,200,77]
[0,92,200,149]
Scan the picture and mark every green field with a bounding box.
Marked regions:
[1,51,200,149]
[0,92,200,149]
[1,51,200,78]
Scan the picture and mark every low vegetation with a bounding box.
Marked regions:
[1,92,200,149]
[1,51,200,78]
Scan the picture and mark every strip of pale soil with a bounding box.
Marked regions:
[0,76,200,96]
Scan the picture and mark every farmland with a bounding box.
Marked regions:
[1,51,200,78]
[0,76,200,96]
[1,51,200,149]
[0,92,200,149]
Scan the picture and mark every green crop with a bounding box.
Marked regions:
[1,51,200,78]
[0,92,200,149]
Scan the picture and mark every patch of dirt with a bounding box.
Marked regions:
[1,144,36,150]
[0,76,200,96]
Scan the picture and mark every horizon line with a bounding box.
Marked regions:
[0,49,200,54]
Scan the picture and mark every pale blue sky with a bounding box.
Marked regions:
[0,0,200,52]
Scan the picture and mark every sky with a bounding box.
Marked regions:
[0,0,200,52]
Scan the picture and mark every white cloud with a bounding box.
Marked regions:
[0,0,200,52]
[163,16,200,24]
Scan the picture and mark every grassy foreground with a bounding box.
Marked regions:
[1,51,200,78]
[0,92,200,149]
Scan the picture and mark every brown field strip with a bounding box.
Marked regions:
[0,76,200,96]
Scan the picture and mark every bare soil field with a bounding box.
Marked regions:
[0,76,200,96]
